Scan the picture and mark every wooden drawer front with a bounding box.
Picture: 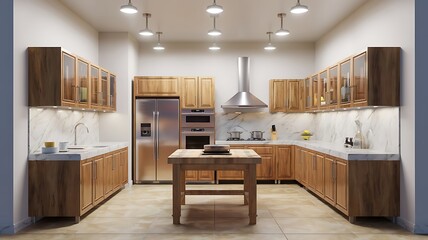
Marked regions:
[135,77,180,96]
[248,146,273,155]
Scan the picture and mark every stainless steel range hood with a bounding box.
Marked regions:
[221,57,268,109]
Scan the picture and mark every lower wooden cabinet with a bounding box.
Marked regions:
[275,145,294,180]
[29,147,128,221]
[295,146,399,220]
[217,145,245,180]
[185,170,214,182]
[248,146,275,180]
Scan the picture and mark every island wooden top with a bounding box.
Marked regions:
[168,149,261,165]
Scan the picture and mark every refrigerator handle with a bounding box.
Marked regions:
[153,111,157,161]
[156,111,160,158]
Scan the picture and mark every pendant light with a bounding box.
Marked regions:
[208,16,222,36]
[153,32,165,50]
[139,13,154,36]
[209,43,221,51]
[120,0,138,14]
[290,0,309,14]
[206,0,223,15]
[264,32,276,51]
[275,13,290,36]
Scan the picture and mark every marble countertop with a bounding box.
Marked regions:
[28,142,128,161]
[215,140,400,161]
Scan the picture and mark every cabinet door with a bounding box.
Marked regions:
[276,146,294,179]
[198,77,215,108]
[294,147,302,182]
[104,154,113,195]
[120,150,128,184]
[339,59,351,107]
[311,75,319,110]
[304,77,311,110]
[269,80,286,112]
[90,65,100,108]
[287,80,302,112]
[352,52,368,105]
[112,153,121,190]
[319,71,328,108]
[81,159,93,212]
[109,74,116,110]
[198,171,214,181]
[62,52,77,105]
[100,70,109,108]
[249,146,274,180]
[134,77,180,96]
[77,59,90,108]
[324,156,336,205]
[305,151,316,189]
[314,154,324,196]
[93,157,104,204]
[181,77,198,109]
[185,171,198,181]
[328,65,339,108]
[218,145,244,180]
[336,159,348,213]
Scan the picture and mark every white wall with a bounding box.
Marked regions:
[138,42,315,111]
[98,32,138,184]
[314,0,416,232]
[12,0,99,233]
[0,0,14,234]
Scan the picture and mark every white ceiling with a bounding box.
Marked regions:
[59,0,368,43]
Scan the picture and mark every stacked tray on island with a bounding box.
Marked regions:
[202,144,231,155]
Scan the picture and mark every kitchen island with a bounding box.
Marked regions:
[168,149,261,225]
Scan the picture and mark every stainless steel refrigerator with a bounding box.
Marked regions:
[135,98,180,183]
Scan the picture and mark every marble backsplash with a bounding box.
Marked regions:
[29,108,99,153]
[216,107,399,152]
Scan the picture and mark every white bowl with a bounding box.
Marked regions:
[42,147,59,154]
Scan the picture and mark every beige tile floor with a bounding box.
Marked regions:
[3,184,428,239]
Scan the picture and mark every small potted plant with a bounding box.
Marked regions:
[301,130,313,140]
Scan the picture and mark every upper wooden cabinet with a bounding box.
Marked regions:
[134,76,181,97]
[28,47,116,112]
[181,77,215,109]
[269,79,303,113]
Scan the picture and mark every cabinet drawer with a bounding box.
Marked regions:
[247,146,273,155]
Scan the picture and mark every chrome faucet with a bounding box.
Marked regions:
[74,123,89,145]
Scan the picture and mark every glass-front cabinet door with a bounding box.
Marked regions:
[339,59,351,107]
[77,59,89,108]
[90,65,100,108]
[101,69,108,108]
[353,52,367,106]
[62,52,76,105]
[304,77,311,110]
[319,70,328,108]
[109,74,116,110]
[328,66,338,108]
[311,74,319,110]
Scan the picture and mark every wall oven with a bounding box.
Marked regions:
[181,109,215,128]
[180,127,215,149]
[180,109,215,149]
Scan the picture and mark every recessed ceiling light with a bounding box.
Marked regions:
[120,0,138,14]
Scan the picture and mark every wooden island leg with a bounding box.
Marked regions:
[244,168,249,205]
[180,168,186,205]
[248,164,257,225]
[172,164,182,224]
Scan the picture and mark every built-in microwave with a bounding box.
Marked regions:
[181,109,215,128]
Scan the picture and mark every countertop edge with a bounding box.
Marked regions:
[28,142,129,161]
[215,140,400,161]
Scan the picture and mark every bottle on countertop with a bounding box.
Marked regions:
[353,120,363,149]
[271,125,277,141]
